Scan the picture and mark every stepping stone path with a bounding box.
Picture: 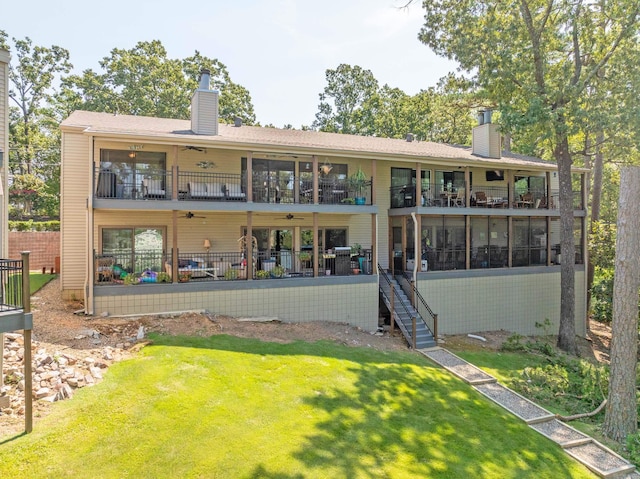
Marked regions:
[421,347,640,479]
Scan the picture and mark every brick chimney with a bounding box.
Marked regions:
[191,69,219,135]
[472,109,501,158]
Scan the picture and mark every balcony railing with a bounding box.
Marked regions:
[390,183,580,211]
[95,167,373,206]
[0,258,25,311]
[94,249,373,285]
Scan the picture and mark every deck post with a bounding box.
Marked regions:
[412,317,417,349]
[433,314,438,345]
[390,284,395,333]
[21,252,32,433]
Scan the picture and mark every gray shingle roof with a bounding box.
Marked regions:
[61,110,560,170]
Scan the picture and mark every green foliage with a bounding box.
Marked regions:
[271,265,285,278]
[626,433,640,466]
[223,268,238,280]
[590,267,615,323]
[122,274,140,285]
[59,40,256,125]
[156,272,171,283]
[590,221,616,271]
[2,33,69,220]
[313,64,476,143]
[255,269,270,279]
[8,220,60,231]
[347,166,368,196]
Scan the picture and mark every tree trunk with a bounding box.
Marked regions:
[555,134,578,354]
[603,166,640,442]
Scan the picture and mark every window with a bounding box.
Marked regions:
[301,228,347,251]
[244,158,295,203]
[100,150,166,199]
[391,167,431,208]
[101,227,165,273]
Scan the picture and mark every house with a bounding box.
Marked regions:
[0,48,9,257]
[60,70,588,343]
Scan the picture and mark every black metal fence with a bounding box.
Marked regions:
[94,248,374,285]
[0,258,24,311]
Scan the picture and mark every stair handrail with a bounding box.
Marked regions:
[397,271,438,341]
[377,264,419,346]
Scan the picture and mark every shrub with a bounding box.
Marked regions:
[8,220,60,231]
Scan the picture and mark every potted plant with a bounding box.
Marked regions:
[157,272,171,283]
[299,251,312,262]
[178,271,192,282]
[256,269,270,279]
[224,268,238,280]
[348,166,368,205]
[271,265,285,278]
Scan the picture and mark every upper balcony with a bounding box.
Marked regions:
[390,182,584,211]
[94,167,373,207]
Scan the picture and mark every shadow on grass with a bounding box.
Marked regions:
[0,431,27,446]
[149,333,586,478]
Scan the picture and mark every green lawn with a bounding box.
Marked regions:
[29,273,56,294]
[0,335,596,478]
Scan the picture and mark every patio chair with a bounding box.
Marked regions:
[224,183,246,200]
[142,178,165,199]
[453,188,465,207]
[475,191,488,207]
[517,192,534,208]
[95,256,115,283]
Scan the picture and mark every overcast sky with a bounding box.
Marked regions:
[3,0,458,127]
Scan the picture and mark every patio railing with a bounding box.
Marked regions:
[95,167,373,206]
[94,248,374,285]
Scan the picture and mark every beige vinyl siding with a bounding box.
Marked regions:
[61,132,91,293]
[0,52,9,257]
[376,161,393,269]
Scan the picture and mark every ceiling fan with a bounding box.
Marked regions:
[281,213,304,221]
[182,145,207,152]
[182,211,206,219]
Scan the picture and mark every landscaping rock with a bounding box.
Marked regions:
[0,333,129,419]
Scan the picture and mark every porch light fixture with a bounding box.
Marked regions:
[203,239,211,251]
[128,152,136,159]
[197,161,216,169]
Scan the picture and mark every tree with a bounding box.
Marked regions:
[0,31,71,219]
[59,40,256,125]
[602,167,640,441]
[314,64,477,143]
[417,0,640,354]
[313,64,379,134]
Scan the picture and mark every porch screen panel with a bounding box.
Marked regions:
[512,218,531,266]
[101,227,164,274]
[530,218,547,265]
[471,217,507,268]
[422,216,465,270]
[100,150,166,199]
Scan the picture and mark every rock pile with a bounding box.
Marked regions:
[1,332,129,418]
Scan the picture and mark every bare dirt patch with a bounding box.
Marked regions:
[441,323,612,364]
